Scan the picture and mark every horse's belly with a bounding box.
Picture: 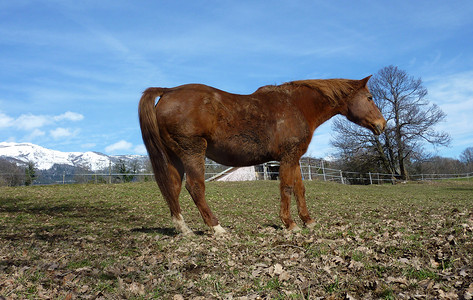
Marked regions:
[206,139,273,167]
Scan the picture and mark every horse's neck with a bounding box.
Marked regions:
[292,89,341,133]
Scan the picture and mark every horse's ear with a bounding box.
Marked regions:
[359,75,372,88]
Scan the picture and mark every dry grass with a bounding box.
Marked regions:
[1,180,472,299]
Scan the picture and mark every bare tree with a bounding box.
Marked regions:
[0,159,24,186]
[413,156,465,175]
[460,147,473,171]
[332,66,450,180]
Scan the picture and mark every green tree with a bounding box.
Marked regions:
[114,159,135,183]
[25,161,37,186]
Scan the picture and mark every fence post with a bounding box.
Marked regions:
[63,171,65,184]
[308,164,312,180]
[369,172,372,185]
[322,160,326,181]
[340,170,344,184]
[109,161,112,184]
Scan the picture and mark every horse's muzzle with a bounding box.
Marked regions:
[373,120,386,135]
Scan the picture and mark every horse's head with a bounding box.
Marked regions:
[342,76,386,135]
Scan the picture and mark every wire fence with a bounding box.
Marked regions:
[2,159,471,186]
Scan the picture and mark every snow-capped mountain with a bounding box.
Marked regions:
[0,142,147,171]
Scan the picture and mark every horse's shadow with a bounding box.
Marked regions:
[130,227,205,237]
[131,224,284,237]
[264,223,285,231]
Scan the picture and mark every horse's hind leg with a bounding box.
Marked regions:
[182,153,226,235]
[293,163,315,228]
[166,157,193,235]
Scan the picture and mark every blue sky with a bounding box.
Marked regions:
[1,1,472,159]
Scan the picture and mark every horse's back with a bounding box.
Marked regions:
[155,83,237,130]
[154,83,311,166]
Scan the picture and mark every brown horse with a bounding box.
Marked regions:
[139,76,386,235]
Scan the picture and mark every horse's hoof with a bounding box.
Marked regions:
[181,229,195,236]
[305,221,316,229]
[212,224,227,235]
[288,224,301,232]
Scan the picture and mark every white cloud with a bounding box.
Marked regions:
[426,71,473,105]
[105,142,147,155]
[424,71,473,157]
[15,114,51,130]
[81,143,97,149]
[0,111,85,131]
[50,127,79,139]
[54,111,84,122]
[105,140,133,153]
[24,129,46,141]
[426,72,473,129]
[134,144,147,155]
[0,112,14,128]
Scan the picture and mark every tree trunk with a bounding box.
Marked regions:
[399,156,409,180]
[374,136,395,175]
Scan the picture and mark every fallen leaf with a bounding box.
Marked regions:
[345,293,356,300]
[438,289,459,300]
[430,258,440,268]
[348,261,363,271]
[398,258,409,264]
[274,263,283,275]
[464,291,473,300]
[278,271,290,281]
[386,276,408,285]
[251,269,261,278]
[332,256,345,265]
[80,285,89,293]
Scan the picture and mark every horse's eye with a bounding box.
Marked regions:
[368,96,373,101]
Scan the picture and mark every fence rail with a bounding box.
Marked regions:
[1,160,472,186]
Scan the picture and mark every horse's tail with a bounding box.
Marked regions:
[138,87,176,203]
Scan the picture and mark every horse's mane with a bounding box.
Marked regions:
[255,79,359,107]
[287,79,359,106]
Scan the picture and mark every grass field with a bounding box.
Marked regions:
[1,180,472,299]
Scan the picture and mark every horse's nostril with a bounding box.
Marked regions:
[376,123,385,134]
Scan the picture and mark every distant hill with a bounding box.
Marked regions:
[0,142,148,172]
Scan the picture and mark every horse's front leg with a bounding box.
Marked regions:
[278,162,300,231]
[293,164,315,228]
